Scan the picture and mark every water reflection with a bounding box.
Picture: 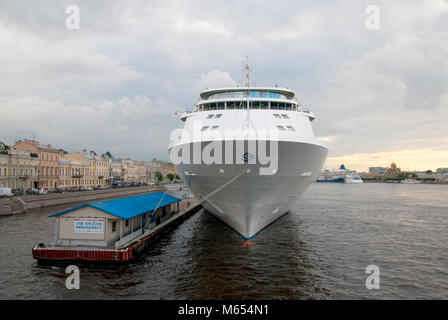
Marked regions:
[2,184,448,299]
[177,211,328,299]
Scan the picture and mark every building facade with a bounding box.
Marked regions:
[436,168,448,182]
[13,139,61,189]
[108,159,123,182]
[87,151,110,186]
[136,161,148,183]
[59,152,92,188]
[0,148,39,190]
[122,160,137,182]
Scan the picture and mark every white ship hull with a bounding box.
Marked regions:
[170,140,327,238]
[169,79,328,238]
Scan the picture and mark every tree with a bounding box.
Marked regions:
[155,171,163,182]
[167,173,175,182]
[398,172,409,180]
[105,151,112,158]
[58,148,68,154]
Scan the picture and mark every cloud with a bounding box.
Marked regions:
[0,19,141,100]
[197,70,237,90]
[0,95,177,160]
[0,0,447,169]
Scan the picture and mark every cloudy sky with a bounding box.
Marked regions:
[1,0,447,171]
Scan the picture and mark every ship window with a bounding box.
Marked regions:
[201,126,209,132]
[252,101,260,109]
[276,125,286,131]
[271,102,278,109]
[203,104,210,111]
[227,101,235,109]
[112,221,116,232]
[206,114,214,119]
[210,103,217,110]
[273,114,281,118]
[286,126,295,131]
[278,102,286,110]
[236,101,245,109]
[217,102,225,110]
[215,114,222,119]
[285,103,292,110]
[211,126,219,130]
[260,101,269,109]
[281,114,289,119]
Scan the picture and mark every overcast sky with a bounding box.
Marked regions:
[1,0,447,171]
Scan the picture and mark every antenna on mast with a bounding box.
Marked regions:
[242,56,252,87]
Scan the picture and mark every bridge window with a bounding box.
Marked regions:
[215,114,222,119]
[211,126,219,130]
[281,114,289,119]
[273,114,281,118]
[201,126,209,132]
[236,101,246,109]
[252,101,260,109]
[286,126,295,132]
[276,125,286,131]
[206,114,214,119]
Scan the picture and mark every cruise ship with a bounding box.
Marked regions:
[168,61,328,238]
[316,164,363,183]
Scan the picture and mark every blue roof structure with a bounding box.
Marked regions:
[49,192,181,220]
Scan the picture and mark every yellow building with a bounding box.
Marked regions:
[59,152,92,188]
[122,160,137,182]
[0,147,39,190]
[86,151,110,186]
[13,139,61,189]
[136,161,148,183]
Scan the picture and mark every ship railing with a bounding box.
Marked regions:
[185,103,315,116]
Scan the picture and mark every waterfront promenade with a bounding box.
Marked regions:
[0,185,165,215]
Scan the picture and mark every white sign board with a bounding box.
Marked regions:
[74,218,104,234]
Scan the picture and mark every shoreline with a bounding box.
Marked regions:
[0,185,166,215]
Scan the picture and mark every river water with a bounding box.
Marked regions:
[0,183,447,299]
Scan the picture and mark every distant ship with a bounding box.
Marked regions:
[316,164,363,183]
[401,179,421,184]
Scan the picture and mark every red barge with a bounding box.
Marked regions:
[32,192,201,263]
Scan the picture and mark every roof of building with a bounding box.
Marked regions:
[49,192,181,220]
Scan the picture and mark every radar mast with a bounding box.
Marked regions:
[242,56,252,87]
